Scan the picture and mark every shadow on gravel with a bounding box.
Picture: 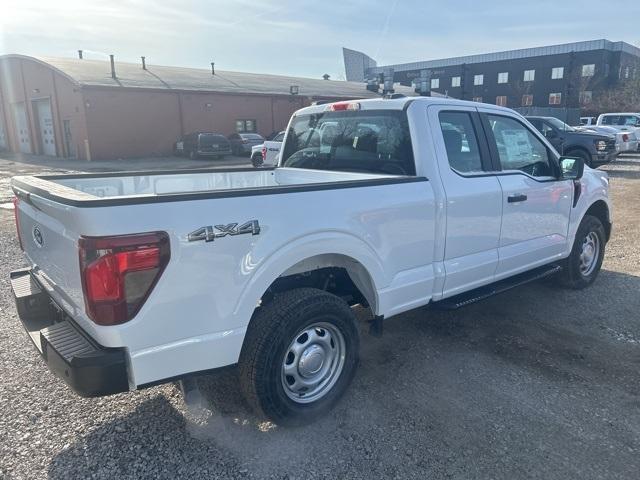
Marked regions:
[47,271,640,479]
[46,393,252,479]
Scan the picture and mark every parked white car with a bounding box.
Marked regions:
[596,113,640,152]
[576,124,639,153]
[10,97,611,426]
[251,131,284,167]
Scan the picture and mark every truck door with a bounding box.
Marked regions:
[427,105,503,298]
[479,111,573,278]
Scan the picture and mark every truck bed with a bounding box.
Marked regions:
[12,167,419,207]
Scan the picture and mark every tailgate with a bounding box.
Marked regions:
[14,191,86,319]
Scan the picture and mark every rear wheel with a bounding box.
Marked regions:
[238,288,359,426]
[557,214,606,289]
[251,153,264,168]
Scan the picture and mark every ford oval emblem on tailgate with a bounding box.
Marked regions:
[32,225,44,248]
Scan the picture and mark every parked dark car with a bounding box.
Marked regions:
[526,116,617,167]
[228,133,265,156]
[175,132,231,159]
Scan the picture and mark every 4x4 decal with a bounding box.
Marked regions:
[187,220,261,242]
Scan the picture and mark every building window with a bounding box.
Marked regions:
[522,94,533,106]
[549,93,562,105]
[579,91,593,105]
[431,78,439,89]
[451,76,461,87]
[551,67,564,79]
[523,69,535,82]
[496,96,507,106]
[236,119,257,133]
[582,64,595,77]
[624,66,630,79]
[472,96,483,103]
[498,72,509,84]
[474,74,484,86]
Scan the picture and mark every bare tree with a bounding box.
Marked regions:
[591,77,640,112]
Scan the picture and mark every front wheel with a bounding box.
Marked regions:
[557,215,606,289]
[238,288,359,426]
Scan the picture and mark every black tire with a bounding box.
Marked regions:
[238,288,359,426]
[557,214,606,289]
[251,153,263,168]
[566,149,592,168]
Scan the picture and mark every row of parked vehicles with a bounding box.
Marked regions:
[520,112,640,168]
[174,131,284,167]
[174,112,639,174]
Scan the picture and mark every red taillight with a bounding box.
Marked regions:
[261,146,267,160]
[79,232,170,326]
[623,133,629,142]
[13,196,23,250]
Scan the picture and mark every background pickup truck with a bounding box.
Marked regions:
[526,116,617,166]
[596,112,640,152]
[10,97,611,426]
[251,131,284,167]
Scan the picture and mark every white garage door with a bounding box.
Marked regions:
[12,103,31,154]
[35,99,56,156]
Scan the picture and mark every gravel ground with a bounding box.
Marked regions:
[0,154,639,479]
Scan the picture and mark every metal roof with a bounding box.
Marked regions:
[6,55,416,98]
[367,39,640,75]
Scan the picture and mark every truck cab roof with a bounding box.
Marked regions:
[295,96,515,116]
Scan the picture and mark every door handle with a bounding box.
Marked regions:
[508,194,528,203]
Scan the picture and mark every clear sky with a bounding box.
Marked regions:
[1,0,639,80]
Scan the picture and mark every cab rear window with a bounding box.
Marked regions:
[281,110,415,176]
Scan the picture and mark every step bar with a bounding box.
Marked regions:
[434,264,562,310]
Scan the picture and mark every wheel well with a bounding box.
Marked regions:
[585,200,611,240]
[564,146,591,159]
[261,254,377,312]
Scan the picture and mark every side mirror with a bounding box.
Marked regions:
[545,129,558,139]
[559,156,584,180]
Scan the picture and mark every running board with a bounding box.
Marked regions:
[433,264,562,310]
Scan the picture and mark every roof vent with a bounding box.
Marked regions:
[109,54,116,79]
[78,50,83,59]
[141,56,146,70]
[211,62,215,75]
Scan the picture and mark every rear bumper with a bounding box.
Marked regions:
[10,268,129,397]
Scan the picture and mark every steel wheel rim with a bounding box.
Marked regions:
[579,231,600,276]
[281,321,346,404]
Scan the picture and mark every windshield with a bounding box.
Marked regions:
[281,110,415,175]
[545,117,575,132]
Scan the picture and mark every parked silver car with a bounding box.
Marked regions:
[228,133,265,156]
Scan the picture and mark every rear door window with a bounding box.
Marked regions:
[438,111,484,173]
[281,110,415,176]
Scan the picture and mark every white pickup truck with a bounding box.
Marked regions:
[10,97,611,426]
[251,131,284,168]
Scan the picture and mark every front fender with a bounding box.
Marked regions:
[566,169,611,254]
